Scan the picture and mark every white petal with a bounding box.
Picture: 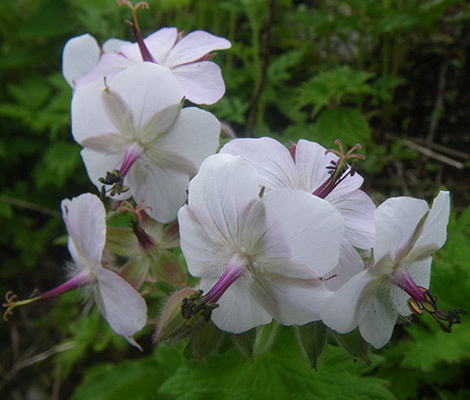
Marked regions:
[414,191,450,252]
[220,137,298,190]
[250,190,345,278]
[166,30,231,67]
[185,154,260,249]
[108,63,182,135]
[75,53,135,87]
[359,293,398,349]
[154,107,220,168]
[253,276,330,325]
[94,267,147,344]
[71,83,120,144]
[329,189,376,250]
[172,61,226,105]
[178,206,229,278]
[62,34,100,88]
[374,196,429,264]
[321,270,382,334]
[102,38,131,54]
[126,162,189,223]
[200,277,272,333]
[322,241,366,291]
[61,193,106,269]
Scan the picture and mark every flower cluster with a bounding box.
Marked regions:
[3,1,464,356]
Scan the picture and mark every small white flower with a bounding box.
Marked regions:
[178,154,345,333]
[321,191,464,348]
[71,62,220,223]
[72,27,231,105]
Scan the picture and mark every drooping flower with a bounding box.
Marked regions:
[178,153,345,333]
[73,26,231,105]
[220,137,376,290]
[71,62,221,223]
[2,193,147,348]
[321,191,465,348]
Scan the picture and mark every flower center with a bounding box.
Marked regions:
[181,253,248,325]
[308,139,365,199]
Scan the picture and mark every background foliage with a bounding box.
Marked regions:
[1,0,470,399]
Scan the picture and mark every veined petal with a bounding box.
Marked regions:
[154,107,220,168]
[76,53,134,87]
[329,189,376,250]
[220,137,298,190]
[253,276,330,325]
[374,196,430,264]
[166,30,231,67]
[178,206,231,278]
[94,267,147,346]
[200,277,272,334]
[107,63,182,136]
[71,84,120,144]
[61,193,106,270]
[62,34,100,88]
[185,154,260,249]
[250,190,345,278]
[172,61,226,105]
[414,191,450,252]
[359,292,398,349]
[321,270,383,334]
[126,162,189,223]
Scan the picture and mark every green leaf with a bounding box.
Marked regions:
[331,328,371,366]
[295,321,327,369]
[233,328,257,360]
[254,321,280,355]
[313,107,371,147]
[159,327,395,400]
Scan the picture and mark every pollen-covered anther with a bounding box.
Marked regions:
[98,169,129,199]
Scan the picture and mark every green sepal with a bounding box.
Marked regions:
[187,320,227,363]
[295,321,327,370]
[254,321,280,355]
[331,328,371,366]
[150,250,187,287]
[233,328,257,360]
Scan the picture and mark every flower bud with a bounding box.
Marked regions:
[154,288,197,345]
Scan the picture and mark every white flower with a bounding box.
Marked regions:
[73,27,231,104]
[71,62,221,223]
[178,153,345,333]
[321,191,463,348]
[220,137,376,290]
[44,193,148,348]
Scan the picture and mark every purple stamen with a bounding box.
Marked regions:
[120,143,143,177]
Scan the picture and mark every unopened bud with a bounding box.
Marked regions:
[150,250,186,287]
[154,288,198,345]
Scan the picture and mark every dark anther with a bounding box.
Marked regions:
[98,170,129,199]
[181,289,219,323]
